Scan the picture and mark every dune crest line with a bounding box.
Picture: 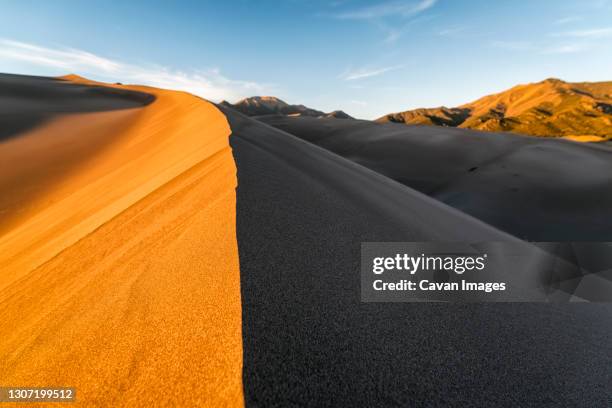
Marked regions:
[0,75,244,407]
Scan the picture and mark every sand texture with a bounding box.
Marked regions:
[221,105,612,408]
[2,72,611,407]
[259,114,612,241]
[0,74,243,407]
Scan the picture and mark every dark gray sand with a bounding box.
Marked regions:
[223,107,612,407]
[0,73,154,141]
[258,115,612,241]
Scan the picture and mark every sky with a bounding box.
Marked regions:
[1,0,612,119]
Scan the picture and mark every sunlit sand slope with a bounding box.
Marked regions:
[0,74,243,407]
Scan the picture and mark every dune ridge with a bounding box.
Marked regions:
[258,114,612,241]
[221,106,612,407]
[0,77,229,282]
[0,75,243,406]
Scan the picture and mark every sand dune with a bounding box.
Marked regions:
[259,115,612,241]
[221,105,612,407]
[2,73,610,407]
[0,74,243,406]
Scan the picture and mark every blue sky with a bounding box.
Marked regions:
[1,0,611,119]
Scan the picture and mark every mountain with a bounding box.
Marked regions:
[377,78,612,141]
[325,110,353,119]
[222,96,353,119]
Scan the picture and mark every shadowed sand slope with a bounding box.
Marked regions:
[0,75,243,406]
[0,73,154,142]
[259,115,612,241]
[222,107,612,407]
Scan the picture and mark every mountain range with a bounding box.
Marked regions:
[377,78,612,142]
[221,96,353,119]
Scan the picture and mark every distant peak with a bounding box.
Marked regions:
[258,96,282,101]
[58,73,87,81]
[541,77,565,84]
[228,96,338,118]
[325,110,354,119]
[57,74,105,86]
[238,95,286,103]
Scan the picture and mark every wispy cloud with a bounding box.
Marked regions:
[491,37,594,55]
[490,40,534,51]
[554,16,583,25]
[0,38,268,102]
[383,30,402,43]
[553,27,612,38]
[339,65,403,81]
[329,0,351,7]
[350,100,368,106]
[491,39,591,55]
[543,43,590,54]
[438,26,465,36]
[334,0,436,20]
[377,13,436,43]
[327,0,437,44]
[0,39,122,72]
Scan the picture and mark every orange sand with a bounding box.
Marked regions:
[0,77,243,406]
[562,134,608,142]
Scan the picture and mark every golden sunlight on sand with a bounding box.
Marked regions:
[0,76,244,406]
